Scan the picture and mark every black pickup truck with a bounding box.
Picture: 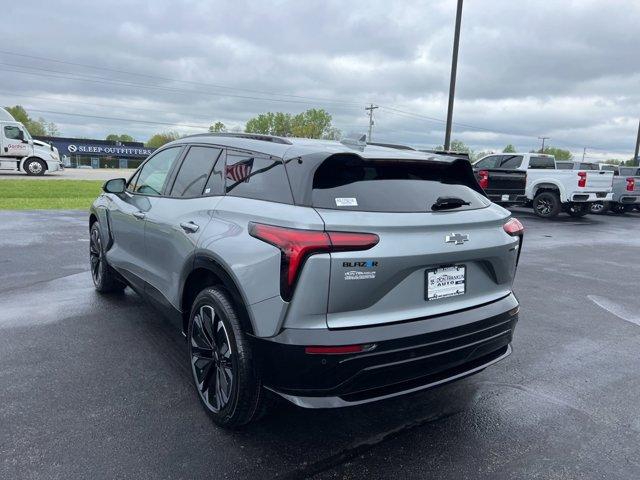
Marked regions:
[472,154,527,206]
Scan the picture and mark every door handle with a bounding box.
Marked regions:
[132,211,146,220]
[180,221,199,233]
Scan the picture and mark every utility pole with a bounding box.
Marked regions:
[538,136,550,153]
[365,104,378,142]
[581,147,587,162]
[634,119,640,166]
[444,0,464,151]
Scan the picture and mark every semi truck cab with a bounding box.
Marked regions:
[0,108,63,175]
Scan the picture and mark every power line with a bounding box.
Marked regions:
[365,104,379,141]
[0,50,364,107]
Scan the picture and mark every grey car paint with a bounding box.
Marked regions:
[90,134,521,407]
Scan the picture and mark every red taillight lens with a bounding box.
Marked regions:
[478,170,489,190]
[626,177,635,191]
[577,171,587,188]
[504,217,524,236]
[249,223,379,301]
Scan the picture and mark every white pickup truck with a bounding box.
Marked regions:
[0,107,63,175]
[473,153,614,218]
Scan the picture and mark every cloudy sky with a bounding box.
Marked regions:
[1,0,639,160]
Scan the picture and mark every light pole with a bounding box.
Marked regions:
[634,119,640,166]
[444,0,464,151]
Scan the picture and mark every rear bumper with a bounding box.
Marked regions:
[570,192,612,202]
[612,195,640,204]
[253,294,519,408]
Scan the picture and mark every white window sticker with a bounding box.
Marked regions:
[204,187,211,194]
[335,197,358,207]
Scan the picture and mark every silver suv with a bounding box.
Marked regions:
[89,133,523,427]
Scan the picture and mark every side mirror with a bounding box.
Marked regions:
[103,178,126,194]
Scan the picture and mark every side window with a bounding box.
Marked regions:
[529,156,555,169]
[499,155,523,169]
[134,147,181,195]
[224,150,293,203]
[4,125,22,140]
[475,156,500,169]
[170,146,222,197]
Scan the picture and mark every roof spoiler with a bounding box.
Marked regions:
[339,133,367,150]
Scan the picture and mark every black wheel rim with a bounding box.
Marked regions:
[89,228,102,285]
[190,305,234,413]
[536,199,551,215]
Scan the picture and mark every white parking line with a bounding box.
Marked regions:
[587,295,640,327]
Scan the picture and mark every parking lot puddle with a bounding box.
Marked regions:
[587,295,640,327]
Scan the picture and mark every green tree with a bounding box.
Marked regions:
[208,122,227,133]
[245,108,340,139]
[146,132,181,149]
[539,146,573,161]
[4,105,58,137]
[434,139,473,154]
[503,144,516,153]
[106,134,135,142]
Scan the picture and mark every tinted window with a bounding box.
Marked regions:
[312,156,489,213]
[499,155,523,169]
[126,170,141,192]
[4,125,22,140]
[529,156,555,169]
[600,165,617,172]
[170,146,222,197]
[578,163,599,170]
[133,147,181,195]
[556,162,572,170]
[225,151,292,203]
[474,156,500,169]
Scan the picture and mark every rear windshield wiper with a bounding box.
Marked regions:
[431,196,471,211]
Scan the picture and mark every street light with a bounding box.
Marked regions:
[444,0,464,151]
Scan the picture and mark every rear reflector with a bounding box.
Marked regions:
[249,223,379,302]
[305,344,375,355]
[577,171,587,188]
[504,217,524,236]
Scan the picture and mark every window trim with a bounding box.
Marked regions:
[167,144,224,199]
[125,145,185,197]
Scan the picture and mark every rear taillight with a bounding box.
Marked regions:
[577,171,587,188]
[478,170,489,190]
[249,223,379,302]
[626,177,635,191]
[503,217,524,236]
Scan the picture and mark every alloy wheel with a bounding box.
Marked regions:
[89,227,102,285]
[28,161,43,174]
[190,305,234,413]
[536,199,551,216]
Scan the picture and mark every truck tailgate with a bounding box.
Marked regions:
[584,170,613,190]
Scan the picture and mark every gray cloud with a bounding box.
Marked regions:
[1,0,638,159]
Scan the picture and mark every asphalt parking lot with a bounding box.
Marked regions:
[1,208,640,479]
[0,168,135,181]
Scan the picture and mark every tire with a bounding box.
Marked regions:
[187,286,265,428]
[589,202,608,214]
[567,203,589,218]
[610,203,631,214]
[24,158,46,176]
[533,191,561,218]
[90,222,126,293]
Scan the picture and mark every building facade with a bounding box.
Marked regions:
[34,136,155,169]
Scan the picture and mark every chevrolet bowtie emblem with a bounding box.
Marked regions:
[445,233,469,245]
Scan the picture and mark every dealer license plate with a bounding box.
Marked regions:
[425,265,466,301]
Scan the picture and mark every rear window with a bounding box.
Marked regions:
[556,162,572,170]
[312,156,489,213]
[619,167,640,176]
[529,156,555,169]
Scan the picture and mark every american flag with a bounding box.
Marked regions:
[226,158,254,183]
